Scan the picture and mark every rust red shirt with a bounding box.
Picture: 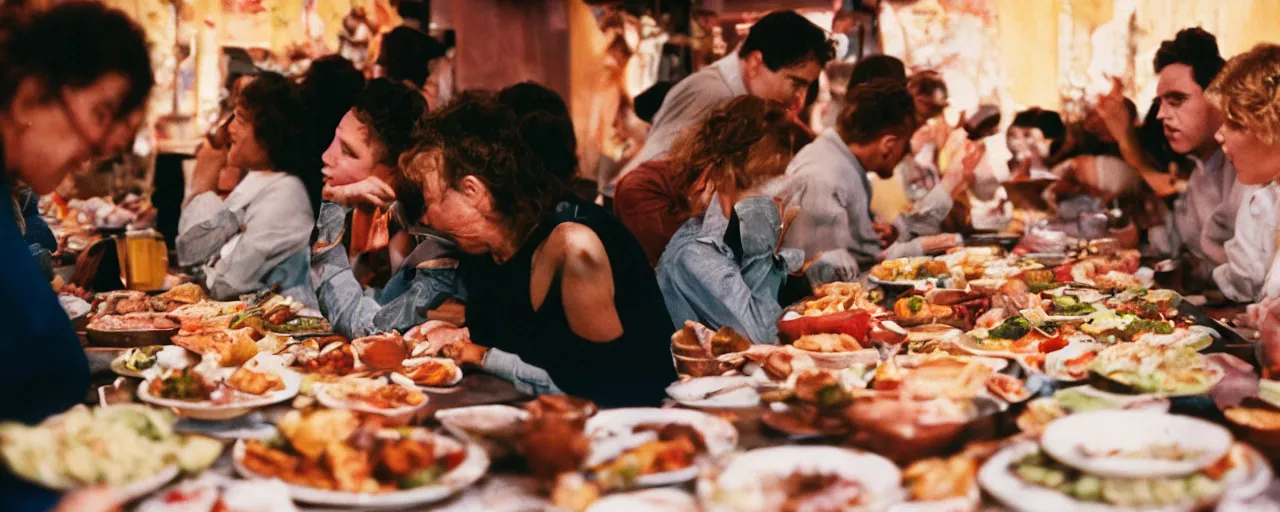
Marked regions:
[612,160,691,267]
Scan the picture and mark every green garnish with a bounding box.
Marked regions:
[398,467,443,489]
[989,317,1032,340]
[906,296,925,313]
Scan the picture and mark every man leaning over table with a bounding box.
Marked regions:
[775,79,978,286]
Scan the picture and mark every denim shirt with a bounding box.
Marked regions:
[657,195,804,344]
[310,202,562,396]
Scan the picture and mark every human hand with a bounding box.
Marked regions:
[918,233,961,254]
[1095,77,1133,141]
[189,142,228,199]
[872,222,898,248]
[440,340,488,366]
[1252,298,1280,379]
[943,141,984,196]
[322,176,396,209]
[802,249,859,286]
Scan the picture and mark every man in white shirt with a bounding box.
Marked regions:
[617,10,833,178]
[1143,29,1241,288]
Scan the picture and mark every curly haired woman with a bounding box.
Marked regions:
[655,96,813,344]
[1208,45,1280,369]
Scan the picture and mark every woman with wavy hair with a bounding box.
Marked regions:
[655,96,813,344]
[1209,45,1280,306]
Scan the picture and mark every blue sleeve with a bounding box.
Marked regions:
[664,244,783,344]
[0,186,89,426]
[16,187,55,251]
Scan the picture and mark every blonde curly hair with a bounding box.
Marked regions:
[1206,43,1280,145]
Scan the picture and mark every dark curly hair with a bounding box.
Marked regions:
[402,91,568,245]
[238,72,322,213]
[0,1,154,118]
[352,78,428,167]
[498,81,579,181]
[738,10,835,72]
[667,96,813,215]
[837,78,918,145]
[300,55,365,137]
[1154,27,1225,89]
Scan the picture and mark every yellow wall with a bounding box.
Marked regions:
[992,0,1062,111]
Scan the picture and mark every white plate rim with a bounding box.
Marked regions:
[1039,410,1233,478]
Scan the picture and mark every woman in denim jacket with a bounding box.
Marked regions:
[656,96,814,344]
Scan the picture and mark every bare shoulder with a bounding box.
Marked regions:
[547,223,610,275]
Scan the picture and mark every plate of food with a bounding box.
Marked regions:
[870,257,958,291]
[315,373,429,417]
[979,439,1269,512]
[697,446,904,512]
[138,354,302,420]
[110,345,195,378]
[86,312,181,347]
[136,473,299,512]
[1017,340,1103,383]
[1088,344,1224,397]
[400,357,464,388]
[234,409,489,508]
[1015,386,1171,435]
[1040,410,1233,479]
[0,405,221,499]
[788,333,881,370]
[585,408,737,490]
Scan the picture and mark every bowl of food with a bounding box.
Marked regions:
[844,396,1003,465]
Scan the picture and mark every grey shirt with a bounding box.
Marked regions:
[1160,150,1242,280]
[176,172,313,301]
[777,128,953,273]
[617,54,748,178]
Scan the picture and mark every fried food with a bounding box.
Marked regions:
[277,409,360,462]
[172,326,259,367]
[903,455,978,501]
[401,357,461,386]
[793,333,862,352]
[352,333,409,371]
[227,366,285,396]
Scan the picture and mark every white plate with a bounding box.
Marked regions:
[315,376,429,417]
[1040,410,1233,478]
[586,408,738,488]
[666,376,761,408]
[233,438,489,509]
[698,446,903,512]
[435,405,528,434]
[138,369,301,421]
[791,347,880,370]
[587,488,698,512]
[979,440,1268,512]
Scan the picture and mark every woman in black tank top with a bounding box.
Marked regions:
[403,92,676,407]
